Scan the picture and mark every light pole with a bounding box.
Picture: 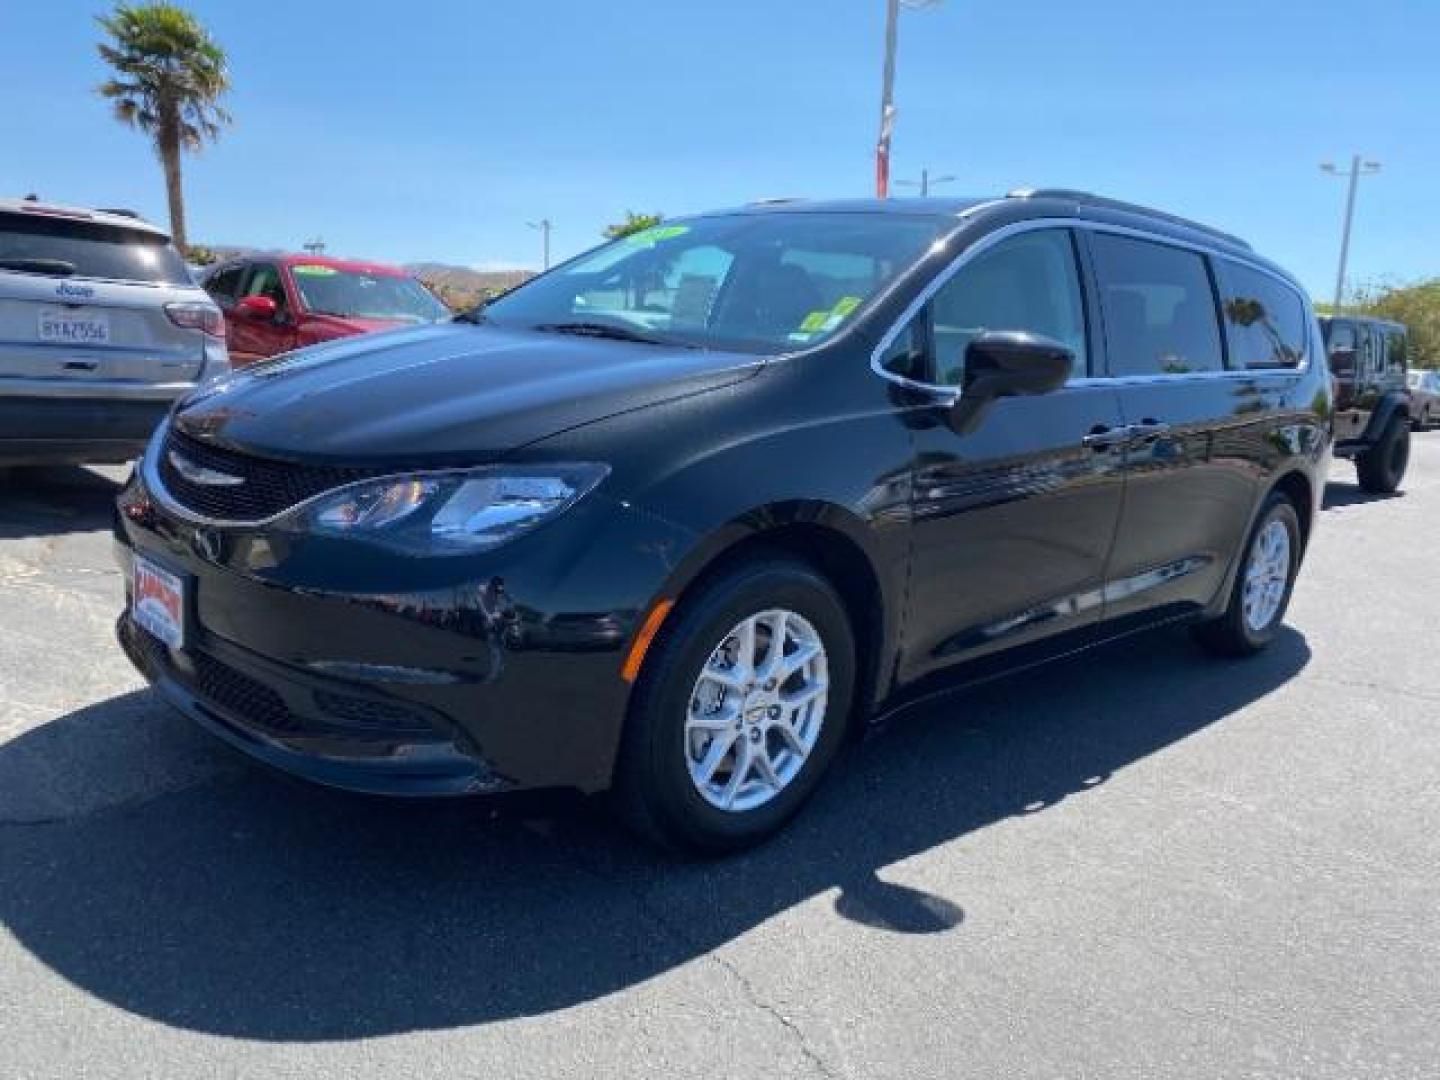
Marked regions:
[895,168,955,197]
[1320,155,1380,314]
[876,0,942,198]
[527,218,552,271]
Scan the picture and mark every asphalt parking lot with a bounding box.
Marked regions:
[2,436,1438,1079]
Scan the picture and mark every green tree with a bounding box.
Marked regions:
[95,3,231,253]
[1352,278,1440,370]
[603,211,663,240]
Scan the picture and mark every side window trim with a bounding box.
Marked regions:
[1203,254,1234,371]
[869,217,1313,392]
[1071,227,1102,379]
[1072,227,1110,379]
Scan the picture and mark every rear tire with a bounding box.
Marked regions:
[1193,492,1301,658]
[1356,416,1409,493]
[614,556,856,854]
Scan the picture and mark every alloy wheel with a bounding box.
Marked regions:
[684,609,829,813]
[1242,518,1291,633]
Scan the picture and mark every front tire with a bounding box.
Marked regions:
[1193,492,1301,658]
[1356,416,1410,493]
[614,557,856,854]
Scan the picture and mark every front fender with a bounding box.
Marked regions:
[1361,391,1411,443]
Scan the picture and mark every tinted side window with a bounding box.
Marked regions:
[1091,234,1223,377]
[1327,321,1357,352]
[1360,324,1383,376]
[1216,260,1307,369]
[206,265,244,302]
[1326,321,1358,375]
[1385,330,1407,373]
[928,229,1088,385]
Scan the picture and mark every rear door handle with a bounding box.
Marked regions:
[1082,424,1132,450]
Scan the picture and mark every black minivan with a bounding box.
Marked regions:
[115,191,1332,851]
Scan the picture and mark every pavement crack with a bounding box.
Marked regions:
[538,836,842,1078]
[695,942,843,1080]
[625,878,842,1078]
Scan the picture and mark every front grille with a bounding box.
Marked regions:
[314,690,437,737]
[123,618,441,744]
[191,650,297,735]
[157,427,380,522]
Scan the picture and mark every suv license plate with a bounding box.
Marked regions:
[38,309,110,345]
[132,554,186,649]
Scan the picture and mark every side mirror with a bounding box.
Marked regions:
[946,331,1072,435]
[235,295,279,321]
[1328,346,1357,377]
[961,331,1074,400]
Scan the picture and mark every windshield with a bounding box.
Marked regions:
[0,212,190,284]
[481,212,950,353]
[289,265,449,322]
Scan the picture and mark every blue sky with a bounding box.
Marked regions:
[2,0,1436,299]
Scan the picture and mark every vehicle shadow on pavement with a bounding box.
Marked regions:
[0,465,123,539]
[0,625,1309,1041]
[1321,481,1404,511]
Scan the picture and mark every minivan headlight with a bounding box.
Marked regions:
[279,464,609,553]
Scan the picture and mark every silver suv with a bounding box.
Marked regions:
[0,197,228,466]
[1407,368,1439,430]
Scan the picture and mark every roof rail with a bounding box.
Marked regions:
[748,196,805,206]
[96,207,141,219]
[1006,188,1252,250]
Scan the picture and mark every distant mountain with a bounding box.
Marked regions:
[406,263,537,312]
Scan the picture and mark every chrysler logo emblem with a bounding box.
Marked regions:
[167,450,244,487]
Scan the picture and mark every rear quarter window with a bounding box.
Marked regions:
[1216,259,1307,369]
[0,212,189,285]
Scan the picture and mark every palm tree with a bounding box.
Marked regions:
[95,3,230,254]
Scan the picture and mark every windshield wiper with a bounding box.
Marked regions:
[0,257,77,276]
[531,321,673,346]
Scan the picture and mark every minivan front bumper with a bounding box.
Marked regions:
[112,455,697,797]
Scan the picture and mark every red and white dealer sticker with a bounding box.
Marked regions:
[132,554,186,649]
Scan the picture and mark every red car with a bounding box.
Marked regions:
[201,254,450,365]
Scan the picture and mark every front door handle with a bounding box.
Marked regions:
[1082,424,1132,450]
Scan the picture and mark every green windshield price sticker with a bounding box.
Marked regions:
[624,225,690,246]
[293,265,338,276]
[795,296,864,337]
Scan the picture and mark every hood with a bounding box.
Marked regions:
[173,323,761,464]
